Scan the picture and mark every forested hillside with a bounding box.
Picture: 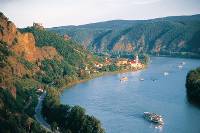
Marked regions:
[49,14,200,58]
[0,12,104,132]
[20,27,96,87]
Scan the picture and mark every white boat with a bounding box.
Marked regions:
[140,78,144,81]
[178,65,183,69]
[120,77,128,81]
[144,112,164,125]
[164,72,169,76]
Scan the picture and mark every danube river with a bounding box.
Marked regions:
[60,57,200,133]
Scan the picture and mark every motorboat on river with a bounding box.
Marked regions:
[144,112,164,125]
[164,72,169,76]
[140,78,144,81]
[120,77,128,81]
[178,65,183,69]
[177,61,186,69]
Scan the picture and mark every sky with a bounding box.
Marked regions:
[0,0,200,28]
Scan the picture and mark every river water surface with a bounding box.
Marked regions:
[60,57,200,133]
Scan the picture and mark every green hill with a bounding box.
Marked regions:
[0,12,104,132]
[49,14,200,58]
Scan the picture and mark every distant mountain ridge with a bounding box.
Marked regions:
[49,14,200,57]
[51,14,200,29]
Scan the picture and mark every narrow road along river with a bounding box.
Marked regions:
[35,92,52,132]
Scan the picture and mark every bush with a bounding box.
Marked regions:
[0,41,11,68]
[0,89,45,133]
[186,67,200,105]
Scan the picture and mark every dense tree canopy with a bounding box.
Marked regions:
[0,41,11,68]
[49,15,200,58]
[1,12,104,133]
[186,67,200,104]
[0,88,45,133]
[42,88,105,133]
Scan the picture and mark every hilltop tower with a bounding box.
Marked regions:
[33,22,44,30]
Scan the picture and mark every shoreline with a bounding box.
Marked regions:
[40,63,147,131]
[39,65,146,130]
[151,54,200,59]
[60,66,147,91]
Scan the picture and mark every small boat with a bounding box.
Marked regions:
[144,112,164,125]
[140,78,144,81]
[163,72,169,76]
[178,65,183,69]
[181,62,186,65]
[120,77,128,81]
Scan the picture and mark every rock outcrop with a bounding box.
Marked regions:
[0,12,62,62]
[0,12,17,46]
[0,12,62,97]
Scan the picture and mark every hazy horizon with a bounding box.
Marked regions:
[0,0,200,28]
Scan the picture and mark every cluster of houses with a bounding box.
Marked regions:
[90,54,144,74]
[115,55,143,69]
[94,58,112,69]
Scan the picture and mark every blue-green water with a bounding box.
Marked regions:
[60,57,200,133]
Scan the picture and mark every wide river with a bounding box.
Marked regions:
[60,57,200,133]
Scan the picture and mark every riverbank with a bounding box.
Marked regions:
[61,66,147,91]
[151,53,200,59]
[39,64,146,132]
[36,61,146,125]
[186,67,200,106]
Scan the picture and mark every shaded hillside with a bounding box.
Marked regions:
[49,14,200,57]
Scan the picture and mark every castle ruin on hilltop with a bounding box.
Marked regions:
[33,22,44,30]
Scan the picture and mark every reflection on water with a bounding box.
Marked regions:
[148,123,163,133]
[60,57,200,133]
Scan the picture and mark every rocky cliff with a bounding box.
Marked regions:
[0,12,103,133]
[0,12,17,46]
[0,12,61,62]
[0,12,62,97]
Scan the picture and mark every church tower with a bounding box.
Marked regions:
[135,54,139,64]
